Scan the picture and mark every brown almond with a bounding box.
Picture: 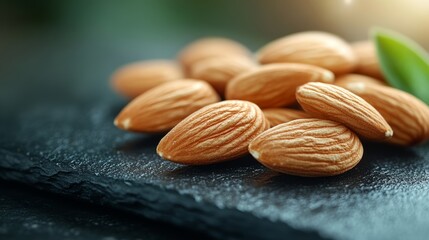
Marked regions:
[178,38,250,76]
[351,41,384,80]
[249,118,363,177]
[257,31,356,75]
[296,82,393,140]
[114,80,220,133]
[225,63,334,108]
[189,56,256,96]
[111,60,182,98]
[157,100,270,165]
[342,83,429,146]
[335,74,386,88]
[262,108,311,127]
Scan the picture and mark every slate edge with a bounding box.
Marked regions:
[0,148,327,240]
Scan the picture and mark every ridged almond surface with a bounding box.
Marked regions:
[262,108,311,127]
[225,63,334,108]
[351,41,384,80]
[157,100,270,165]
[257,31,356,75]
[335,74,386,88]
[178,38,250,76]
[111,60,182,98]
[296,82,393,140]
[343,83,429,146]
[249,118,363,177]
[114,80,220,133]
[189,56,256,96]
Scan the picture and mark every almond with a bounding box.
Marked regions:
[189,56,256,96]
[114,80,220,133]
[342,83,429,146]
[296,82,393,140]
[351,41,384,80]
[111,60,182,98]
[225,63,334,108]
[157,100,270,165]
[178,38,251,76]
[262,108,311,127]
[249,118,363,177]
[257,31,356,75]
[335,74,386,88]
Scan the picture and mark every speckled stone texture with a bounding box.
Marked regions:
[1,98,429,240]
[0,182,209,240]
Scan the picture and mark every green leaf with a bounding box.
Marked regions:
[372,28,429,105]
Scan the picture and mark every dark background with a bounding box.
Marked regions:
[1,0,429,112]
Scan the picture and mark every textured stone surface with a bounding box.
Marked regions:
[1,98,429,240]
[0,182,209,240]
[0,100,322,240]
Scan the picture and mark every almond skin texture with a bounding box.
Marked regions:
[189,56,256,96]
[111,60,182,98]
[225,63,334,108]
[249,119,363,177]
[342,83,429,146]
[114,80,220,133]
[335,74,386,88]
[257,31,356,75]
[178,38,250,76]
[296,82,393,140]
[262,108,311,127]
[157,100,270,165]
[351,41,384,80]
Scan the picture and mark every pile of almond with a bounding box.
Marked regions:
[111,31,429,177]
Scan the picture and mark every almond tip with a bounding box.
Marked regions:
[249,149,260,160]
[118,118,131,130]
[385,130,393,138]
[323,71,335,82]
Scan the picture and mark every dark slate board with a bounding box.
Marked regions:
[0,182,209,240]
[1,97,429,240]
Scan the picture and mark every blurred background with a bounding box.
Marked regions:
[1,0,429,109]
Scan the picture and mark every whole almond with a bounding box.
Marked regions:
[257,31,356,75]
[296,82,393,140]
[157,100,270,165]
[342,83,429,146]
[262,108,311,127]
[335,74,386,88]
[249,119,363,177]
[351,41,384,80]
[114,80,220,133]
[111,60,182,98]
[178,38,250,76]
[189,56,256,96]
[225,63,334,108]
